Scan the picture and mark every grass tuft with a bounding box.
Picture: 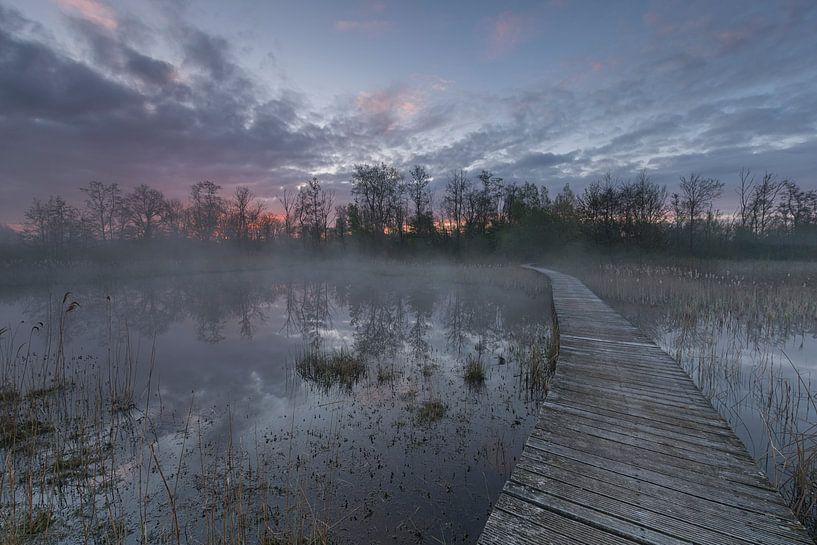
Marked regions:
[463,354,486,386]
[296,347,366,390]
[416,399,446,424]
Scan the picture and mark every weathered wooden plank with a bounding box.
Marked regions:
[513,456,812,544]
[477,268,811,545]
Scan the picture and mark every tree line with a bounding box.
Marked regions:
[13,164,817,258]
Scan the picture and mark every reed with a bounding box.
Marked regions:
[574,259,817,534]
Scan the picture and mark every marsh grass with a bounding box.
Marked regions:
[376,365,396,384]
[575,259,817,535]
[510,324,557,400]
[0,263,553,544]
[295,347,366,390]
[463,354,486,386]
[0,294,334,545]
[415,399,446,424]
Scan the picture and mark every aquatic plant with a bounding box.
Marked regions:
[295,347,366,390]
[573,259,817,534]
[463,354,486,385]
[416,399,446,424]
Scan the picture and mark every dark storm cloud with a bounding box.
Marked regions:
[0,22,137,118]
[1,1,816,222]
[514,151,575,170]
[0,4,339,218]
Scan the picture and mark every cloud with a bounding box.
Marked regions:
[356,86,422,123]
[56,0,117,30]
[334,19,394,37]
[1,2,817,221]
[0,6,336,219]
[484,12,534,60]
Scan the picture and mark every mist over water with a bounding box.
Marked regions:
[0,263,552,544]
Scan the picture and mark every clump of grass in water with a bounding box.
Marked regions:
[512,326,557,400]
[463,354,486,386]
[416,399,446,424]
[296,348,366,390]
[3,509,55,544]
[376,365,395,384]
[0,415,54,450]
[0,384,20,403]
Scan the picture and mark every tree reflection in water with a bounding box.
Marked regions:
[0,265,552,545]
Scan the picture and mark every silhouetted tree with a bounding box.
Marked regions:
[296,177,334,246]
[122,184,166,240]
[678,173,723,250]
[443,170,469,241]
[225,186,263,242]
[23,196,85,254]
[81,181,122,241]
[278,188,298,239]
[408,165,433,236]
[350,163,402,236]
[189,181,224,241]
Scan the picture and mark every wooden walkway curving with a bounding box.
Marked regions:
[478,267,813,545]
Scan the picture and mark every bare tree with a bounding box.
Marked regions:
[443,170,469,239]
[164,198,186,239]
[189,181,224,241]
[24,196,84,253]
[350,163,402,236]
[295,177,334,245]
[736,168,755,230]
[226,186,263,241]
[334,204,350,241]
[678,173,724,250]
[778,180,817,233]
[579,172,619,244]
[627,170,667,244]
[278,188,298,239]
[122,184,166,240]
[81,181,122,241]
[408,165,433,235]
[256,212,283,241]
[747,172,784,236]
[461,170,505,235]
[553,183,578,222]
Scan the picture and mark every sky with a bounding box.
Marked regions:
[1,0,816,223]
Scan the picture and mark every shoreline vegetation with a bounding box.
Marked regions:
[571,259,817,534]
[1,165,816,270]
[0,263,556,544]
[1,161,816,542]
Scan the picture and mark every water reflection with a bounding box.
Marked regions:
[0,266,551,544]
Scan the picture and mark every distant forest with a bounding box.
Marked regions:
[5,164,817,260]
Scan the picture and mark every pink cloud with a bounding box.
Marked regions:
[56,0,117,30]
[485,12,534,60]
[367,1,387,14]
[716,20,767,50]
[356,86,423,129]
[334,19,394,37]
[718,29,749,49]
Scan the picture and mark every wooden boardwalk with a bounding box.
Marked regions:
[478,267,813,545]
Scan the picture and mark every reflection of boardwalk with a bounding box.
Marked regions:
[478,268,812,545]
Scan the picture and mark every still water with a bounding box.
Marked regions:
[0,264,551,544]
